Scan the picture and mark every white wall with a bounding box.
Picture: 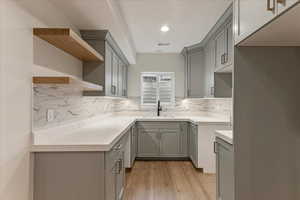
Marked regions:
[128,53,185,98]
[0,0,82,199]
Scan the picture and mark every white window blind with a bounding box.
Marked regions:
[141,72,175,105]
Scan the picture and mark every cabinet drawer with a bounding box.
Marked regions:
[105,131,129,170]
[137,122,181,131]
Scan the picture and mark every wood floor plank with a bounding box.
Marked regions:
[123,161,216,200]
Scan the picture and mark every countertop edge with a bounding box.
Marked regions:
[215,130,233,145]
[31,117,230,152]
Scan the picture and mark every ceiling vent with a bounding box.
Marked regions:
[157,42,170,46]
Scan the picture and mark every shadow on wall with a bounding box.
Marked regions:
[13,0,83,78]
[33,37,82,78]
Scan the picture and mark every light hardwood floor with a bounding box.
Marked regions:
[123,161,216,200]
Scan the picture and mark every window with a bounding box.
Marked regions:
[141,72,175,105]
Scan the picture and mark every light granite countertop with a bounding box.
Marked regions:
[215,130,233,144]
[31,114,230,152]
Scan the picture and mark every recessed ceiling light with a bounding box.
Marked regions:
[160,25,170,33]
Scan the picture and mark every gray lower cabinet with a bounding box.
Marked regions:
[137,129,160,157]
[34,132,129,200]
[189,123,198,167]
[160,130,181,157]
[34,152,106,200]
[215,137,234,200]
[137,122,188,158]
[106,134,127,200]
[130,125,137,165]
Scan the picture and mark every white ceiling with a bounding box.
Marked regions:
[48,0,137,64]
[118,0,232,53]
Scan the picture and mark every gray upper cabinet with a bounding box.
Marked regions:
[81,30,129,97]
[112,53,119,96]
[204,38,216,97]
[105,44,113,96]
[234,0,299,45]
[215,29,227,71]
[123,65,128,97]
[182,48,206,98]
[215,137,234,200]
[118,60,128,97]
[234,0,276,45]
[214,73,233,98]
[225,20,233,67]
[182,4,233,98]
[215,17,233,72]
[137,122,188,158]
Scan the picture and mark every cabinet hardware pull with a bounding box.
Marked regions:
[267,0,275,11]
[114,163,119,174]
[210,86,214,96]
[277,0,285,4]
[224,53,228,63]
[221,54,224,64]
[113,144,122,151]
[111,85,116,95]
[214,141,217,154]
[118,159,122,174]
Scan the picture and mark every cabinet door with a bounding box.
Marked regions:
[189,124,198,167]
[188,52,206,98]
[184,54,189,98]
[131,126,137,165]
[235,0,276,44]
[215,29,226,70]
[116,153,125,200]
[106,165,116,200]
[216,139,234,200]
[160,130,181,157]
[277,0,299,14]
[105,44,113,96]
[112,54,119,96]
[225,21,233,67]
[180,123,189,156]
[204,39,215,97]
[123,65,128,97]
[137,130,160,157]
[118,61,123,97]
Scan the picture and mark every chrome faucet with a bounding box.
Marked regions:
[157,100,162,116]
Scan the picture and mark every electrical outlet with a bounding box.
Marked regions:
[47,109,55,122]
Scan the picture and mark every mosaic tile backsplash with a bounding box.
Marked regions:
[33,85,232,129]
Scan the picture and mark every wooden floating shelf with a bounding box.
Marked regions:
[32,76,103,91]
[33,28,104,62]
